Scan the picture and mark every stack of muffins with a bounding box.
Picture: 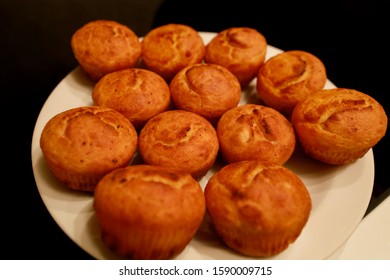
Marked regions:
[39,20,388,259]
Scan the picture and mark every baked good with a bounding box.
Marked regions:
[169,63,241,124]
[256,50,327,115]
[138,110,219,179]
[204,160,312,257]
[71,20,142,82]
[217,104,296,165]
[141,23,205,81]
[94,164,206,259]
[92,68,171,130]
[40,106,138,191]
[204,27,267,86]
[291,88,388,165]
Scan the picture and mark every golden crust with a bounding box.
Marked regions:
[291,88,388,164]
[217,104,296,165]
[71,20,141,82]
[138,110,219,179]
[169,63,241,124]
[204,160,312,257]
[94,164,206,259]
[141,23,205,81]
[256,50,327,115]
[204,27,267,86]
[92,68,171,130]
[39,106,138,191]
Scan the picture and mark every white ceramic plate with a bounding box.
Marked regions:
[31,32,374,260]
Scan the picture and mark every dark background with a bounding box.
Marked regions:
[1,0,389,259]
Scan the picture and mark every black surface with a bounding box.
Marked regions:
[1,0,389,260]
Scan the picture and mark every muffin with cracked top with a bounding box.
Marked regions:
[138,109,219,179]
[217,104,296,165]
[94,164,206,259]
[141,23,205,81]
[40,106,138,191]
[205,160,312,257]
[291,88,387,165]
[71,20,141,82]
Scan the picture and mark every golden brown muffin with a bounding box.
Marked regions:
[141,23,205,81]
[138,110,219,179]
[94,164,206,260]
[92,68,171,130]
[204,160,312,257]
[204,27,267,86]
[71,20,142,82]
[217,104,296,165]
[256,50,327,115]
[169,63,241,124]
[40,106,138,191]
[291,88,388,165]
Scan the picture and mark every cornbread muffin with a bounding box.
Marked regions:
[291,88,388,165]
[204,27,267,86]
[92,68,171,130]
[141,23,205,81]
[204,160,312,257]
[217,104,296,165]
[138,110,219,179]
[71,20,141,82]
[169,63,241,124]
[94,164,206,260]
[256,50,327,115]
[40,106,138,191]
